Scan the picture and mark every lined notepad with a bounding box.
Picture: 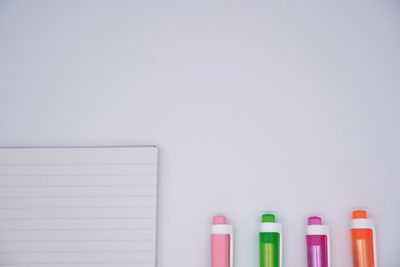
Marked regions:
[0,147,158,267]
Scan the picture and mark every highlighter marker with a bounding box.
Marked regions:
[259,214,282,267]
[306,216,330,267]
[211,216,233,267]
[351,210,377,267]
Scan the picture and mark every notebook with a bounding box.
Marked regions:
[0,147,158,267]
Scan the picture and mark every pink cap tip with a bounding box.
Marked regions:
[213,216,226,224]
[308,216,322,225]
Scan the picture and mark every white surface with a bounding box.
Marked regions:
[0,1,399,266]
[0,147,158,267]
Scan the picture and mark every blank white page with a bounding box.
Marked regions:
[0,147,158,267]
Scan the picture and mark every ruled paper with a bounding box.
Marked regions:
[0,147,158,267]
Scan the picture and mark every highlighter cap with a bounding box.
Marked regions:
[352,210,367,219]
[308,216,322,225]
[262,214,276,223]
[213,216,226,224]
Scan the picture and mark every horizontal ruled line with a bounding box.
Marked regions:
[0,217,155,221]
[0,228,155,232]
[0,206,156,210]
[0,174,157,177]
[0,185,156,188]
[0,261,154,265]
[0,195,156,199]
[0,163,156,166]
[0,239,155,243]
[0,250,155,254]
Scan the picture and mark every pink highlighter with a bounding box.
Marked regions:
[211,216,233,267]
[306,216,330,267]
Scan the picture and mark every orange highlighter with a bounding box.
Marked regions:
[350,210,377,267]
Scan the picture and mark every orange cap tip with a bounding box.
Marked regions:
[352,210,367,219]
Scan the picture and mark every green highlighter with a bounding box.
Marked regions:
[259,214,282,267]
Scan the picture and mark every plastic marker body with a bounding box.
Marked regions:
[259,214,282,267]
[351,210,377,267]
[306,216,330,267]
[211,216,233,267]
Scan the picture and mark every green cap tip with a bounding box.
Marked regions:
[262,214,276,223]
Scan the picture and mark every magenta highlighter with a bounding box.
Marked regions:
[306,216,330,267]
[211,216,233,267]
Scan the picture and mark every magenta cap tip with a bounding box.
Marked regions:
[213,216,226,224]
[308,216,322,225]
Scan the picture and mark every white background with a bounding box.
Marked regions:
[1,1,399,266]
